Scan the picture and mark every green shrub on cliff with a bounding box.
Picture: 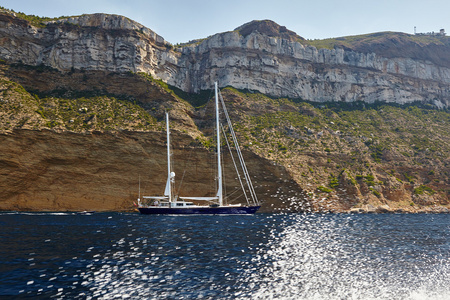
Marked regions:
[329,174,339,188]
[317,186,332,193]
[414,185,436,195]
[0,79,157,132]
[137,72,211,108]
[0,7,73,28]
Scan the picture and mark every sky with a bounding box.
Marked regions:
[1,0,449,43]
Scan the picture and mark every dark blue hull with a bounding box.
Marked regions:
[138,206,261,215]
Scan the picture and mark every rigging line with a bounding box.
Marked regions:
[226,188,244,204]
[221,123,250,205]
[230,126,258,204]
[219,93,256,205]
[212,147,216,197]
[222,154,228,205]
[220,133,227,205]
[175,145,195,196]
[227,187,241,198]
[219,91,260,206]
[232,134,259,206]
[218,106,229,205]
[228,193,245,204]
[232,126,259,205]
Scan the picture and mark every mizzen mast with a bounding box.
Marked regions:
[163,111,174,204]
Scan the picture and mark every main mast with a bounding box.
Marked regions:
[164,111,173,203]
[215,82,223,206]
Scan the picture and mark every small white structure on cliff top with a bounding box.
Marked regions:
[414,27,446,36]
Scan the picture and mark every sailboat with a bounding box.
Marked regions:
[137,82,261,215]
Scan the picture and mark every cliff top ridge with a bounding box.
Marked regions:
[306,31,450,68]
[234,19,305,42]
[0,8,169,45]
[1,7,449,68]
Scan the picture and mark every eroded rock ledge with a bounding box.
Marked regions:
[0,129,302,212]
[0,12,448,108]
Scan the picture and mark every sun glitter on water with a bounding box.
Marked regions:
[236,214,450,300]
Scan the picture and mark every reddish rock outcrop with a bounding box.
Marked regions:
[0,129,305,212]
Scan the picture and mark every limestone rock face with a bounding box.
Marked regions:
[0,12,449,108]
[177,30,450,108]
[0,12,178,75]
[0,129,304,212]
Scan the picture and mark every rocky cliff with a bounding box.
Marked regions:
[178,22,450,109]
[0,61,448,213]
[0,129,301,212]
[0,11,449,108]
[0,11,178,75]
[0,9,448,213]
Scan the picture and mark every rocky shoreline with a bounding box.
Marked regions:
[1,207,449,214]
[348,204,449,214]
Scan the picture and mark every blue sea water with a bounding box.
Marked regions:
[0,212,449,299]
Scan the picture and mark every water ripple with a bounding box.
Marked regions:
[0,212,448,299]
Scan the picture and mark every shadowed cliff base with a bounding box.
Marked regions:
[0,129,307,213]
